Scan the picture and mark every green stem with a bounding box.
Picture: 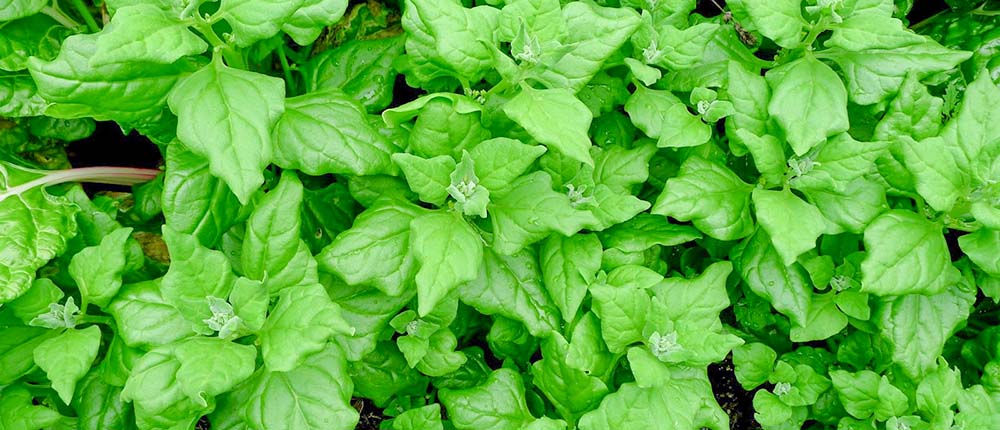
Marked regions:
[801,18,830,50]
[66,0,99,32]
[40,5,82,30]
[276,44,298,96]
[79,315,113,326]
[191,21,247,70]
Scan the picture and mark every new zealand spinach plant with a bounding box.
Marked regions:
[2,0,1000,429]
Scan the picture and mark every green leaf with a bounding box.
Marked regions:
[875,284,975,379]
[861,210,960,296]
[729,0,803,48]
[726,61,771,143]
[0,74,47,117]
[410,211,483,316]
[532,333,610,425]
[633,19,719,70]
[28,33,197,122]
[734,229,812,326]
[392,404,444,430]
[504,86,594,166]
[439,368,535,430]
[790,133,890,193]
[527,2,640,92]
[460,249,561,337]
[305,36,404,112]
[121,339,254,427]
[591,142,656,190]
[73,370,132,430]
[651,156,754,241]
[898,136,967,212]
[801,178,887,234]
[468,137,548,191]
[579,350,728,430]
[752,189,827,266]
[789,292,848,342]
[733,342,777,390]
[0,326,57,384]
[960,229,1000,277]
[218,0,305,47]
[273,89,396,177]
[317,200,423,296]
[599,213,701,254]
[489,171,598,254]
[242,171,318,294]
[400,0,499,84]
[108,279,198,348]
[0,14,67,72]
[260,283,352,372]
[5,278,63,324]
[873,73,943,142]
[392,153,456,206]
[0,164,78,304]
[829,370,909,421]
[244,345,359,430]
[167,56,285,203]
[281,0,348,45]
[0,386,61,430]
[823,15,971,105]
[91,5,208,66]
[68,227,132,309]
[624,85,711,148]
[161,225,236,333]
[162,143,244,248]
[541,233,602,323]
[589,265,659,352]
[34,326,102,404]
[766,57,849,156]
[0,0,46,21]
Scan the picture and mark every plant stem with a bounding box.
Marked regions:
[40,5,82,30]
[277,44,298,96]
[0,166,161,203]
[66,0,100,32]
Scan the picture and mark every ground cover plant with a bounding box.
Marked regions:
[1,0,1000,428]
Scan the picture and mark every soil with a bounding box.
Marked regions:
[353,398,387,430]
[710,356,762,430]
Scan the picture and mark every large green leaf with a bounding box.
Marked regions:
[651,156,754,240]
[766,57,849,156]
[860,210,959,296]
[273,89,396,177]
[91,5,207,66]
[0,164,78,304]
[167,56,285,203]
[504,86,593,165]
[410,211,483,316]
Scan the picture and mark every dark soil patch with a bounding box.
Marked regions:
[353,398,386,430]
[709,356,761,430]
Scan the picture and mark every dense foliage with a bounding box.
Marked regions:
[2,0,1000,429]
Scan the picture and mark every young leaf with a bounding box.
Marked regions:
[90,5,208,66]
[69,227,132,309]
[108,279,198,349]
[459,249,561,337]
[260,283,353,372]
[244,345,359,430]
[860,210,960,296]
[875,284,975,379]
[281,0,349,45]
[489,171,598,254]
[651,156,754,241]
[161,144,243,248]
[728,0,804,48]
[167,56,285,203]
[33,325,102,404]
[503,86,594,166]
[409,211,483,316]
[439,368,535,430]
[218,0,306,47]
[752,189,827,266]
[540,233,602,323]
[468,137,548,191]
[625,85,711,149]
[273,89,396,177]
[160,225,236,333]
[317,200,423,296]
[766,57,849,156]
[241,171,319,294]
[392,154,456,206]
